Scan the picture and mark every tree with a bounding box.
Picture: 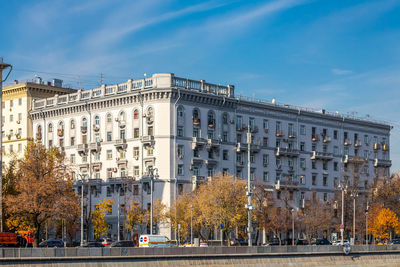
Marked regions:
[2,158,19,231]
[126,201,147,237]
[253,184,275,244]
[5,142,79,247]
[92,199,114,239]
[166,193,196,242]
[369,205,400,241]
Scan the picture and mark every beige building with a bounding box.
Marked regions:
[2,78,76,166]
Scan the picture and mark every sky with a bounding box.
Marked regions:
[1,0,400,171]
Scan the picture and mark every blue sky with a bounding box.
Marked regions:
[1,0,400,171]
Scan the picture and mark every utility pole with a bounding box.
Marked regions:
[351,191,358,245]
[338,180,347,245]
[117,186,120,242]
[0,58,12,233]
[149,168,159,235]
[365,201,369,245]
[292,209,295,246]
[80,176,85,246]
[245,124,253,247]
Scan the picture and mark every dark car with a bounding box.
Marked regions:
[230,238,251,246]
[391,239,400,245]
[39,240,64,248]
[295,239,309,245]
[263,239,284,246]
[313,239,331,245]
[83,242,104,247]
[111,241,135,247]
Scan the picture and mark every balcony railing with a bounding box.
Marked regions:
[142,136,155,147]
[114,139,127,150]
[276,130,285,137]
[374,158,392,168]
[275,147,299,157]
[310,151,333,161]
[323,136,331,143]
[382,144,389,151]
[373,143,381,150]
[193,118,200,126]
[206,139,220,150]
[344,139,352,146]
[311,134,319,142]
[354,140,362,147]
[57,129,64,137]
[77,144,88,156]
[191,137,206,150]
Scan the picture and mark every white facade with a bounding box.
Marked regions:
[30,73,392,240]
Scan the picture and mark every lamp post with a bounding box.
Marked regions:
[291,208,295,246]
[350,190,358,245]
[78,174,86,246]
[117,185,121,242]
[190,204,193,246]
[338,180,347,245]
[149,167,159,235]
[365,201,369,245]
[245,125,254,247]
[0,58,12,233]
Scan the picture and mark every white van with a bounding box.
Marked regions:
[139,235,175,247]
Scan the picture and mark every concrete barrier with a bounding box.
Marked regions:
[0,245,399,259]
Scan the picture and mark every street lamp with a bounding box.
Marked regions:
[148,167,159,235]
[190,204,193,246]
[338,179,348,245]
[291,208,295,246]
[77,174,86,246]
[0,58,12,233]
[245,125,254,247]
[350,190,358,245]
[365,201,369,246]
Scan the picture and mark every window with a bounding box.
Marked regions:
[133,147,139,159]
[177,126,183,137]
[133,185,139,195]
[207,168,214,177]
[193,127,199,138]
[263,137,268,146]
[82,117,87,127]
[134,166,139,177]
[300,125,306,135]
[334,162,338,171]
[177,145,184,159]
[133,110,139,120]
[323,162,328,170]
[364,135,369,144]
[249,117,255,130]
[236,169,242,179]
[344,147,349,156]
[300,142,305,151]
[18,98,22,105]
[193,166,199,176]
[9,144,13,153]
[48,140,53,147]
[147,147,153,156]
[106,131,112,142]
[364,150,369,159]
[119,111,126,122]
[323,144,327,153]
[312,144,316,152]
[222,132,228,142]
[333,130,338,140]
[263,119,269,131]
[222,113,228,124]
[223,150,228,160]
[18,144,22,152]
[276,157,281,168]
[276,121,281,131]
[147,126,153,136]
[193,149,199,158]
[323,176,328,186]
[300,158,305,169]
[300,175,305,184]
[178,184,183,195]
[82,134,87,144]
[207,130,214,139]
[134,128,139,138]
[263,172,269,182]
[323,193,328,202]
[312,161,316,169]
[95,152,100,161]
[333,146,339,156]
[288,158,293,167]
[9,100,13,107]
[288,123,294,136]
[276,172,281,182]
[95,116,100,125]
[236,152,242,163]
[120,129,125,140]
[177,107,184,118]
[223,168,228,176]
[48,123,53,133]
[120,167,126,177]
[236,116,242,130]
[178,165,184,176]
[312,174,317,185]
[250,153,255,163]
[70,120,75,129]
[107,113,112,123]
[107,150,112,160]
[263,154,269,166]
[18,113,22,121]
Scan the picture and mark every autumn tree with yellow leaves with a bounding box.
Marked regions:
[5,142,79,247]
[369,204,400,241]
[92,199,114,239]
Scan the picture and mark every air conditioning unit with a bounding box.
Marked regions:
[116,157,120,161]
[275,180,280,190]
[17,120,21,124]
[134,156,139,160]
[112,168,117,172]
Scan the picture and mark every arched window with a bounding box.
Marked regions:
[82,117,87,127]
[70,119,75,129]
[48,123,53,133]
[177,106,184,118]
[106,113,112,123]
[133,109,139,120]
[37,125,42,134]
[119,111,126,121]
[222,113,228,124]
[58,121,64,130]
[193,109,199,119]
[147,107,153,117]
[95,115,100,126]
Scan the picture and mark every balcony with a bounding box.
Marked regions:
[144,156,156,166]
[114,139,127,150]
[288,132,296,139]
[57,129,64,137]
[77,144,88,156]
[205,159,218,166]
[311,134,319,142]
[310,151,333,161]
[119,120,126,128]
[382,144,389,151]
[89,142,101,153]
[191,137,206,150]
[116,158,128,166]
[193,118,201,126]
[347,156,366,164]
[354,140,362,147]
[93,124,100,132]
[142,135,155,147]
[91,162,102,172]
[236,142,246,152]
[206,139,220,150]
[81,126,87,134]
[373,143,381,150]
[275,147,299,157]
[192,176,207,189]
[344,139,352,146]
[191,157,203,166]
[236,124,247,132]
[374,159,392,168]
[275,179,299,190]
[236,142,261,153]
[276,130,285,137]
[250,126,258,133]
[36,132,42,140]
[323,136,331,143]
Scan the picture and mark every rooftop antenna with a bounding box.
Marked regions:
[100,73,104,85]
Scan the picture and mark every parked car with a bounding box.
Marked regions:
[332,240,349,246]
[312,239,331,245]
[139,235,174,247]
[390,239,400,245]
[83,242,104,247]
[263,239,284,246]
[39,240,64,248]
[199,242,208,247]
[295,239,309,246]
[111,241,135,247]
[230,238,249,246]
[101,238,113,247]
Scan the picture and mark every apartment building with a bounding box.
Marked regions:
[29,73,392,240]
[1,78,76,166]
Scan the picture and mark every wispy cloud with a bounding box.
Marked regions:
[331,68,353,75]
